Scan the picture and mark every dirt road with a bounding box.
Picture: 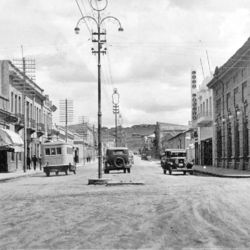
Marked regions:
[1,157,250,249]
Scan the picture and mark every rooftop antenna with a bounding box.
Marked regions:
[206,50,212,75]
[200,58,205,80]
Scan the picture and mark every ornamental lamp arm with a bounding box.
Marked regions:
[75,16,98,30]
[100,16,123,31]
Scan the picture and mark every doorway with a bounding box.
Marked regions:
[0,150,8,172]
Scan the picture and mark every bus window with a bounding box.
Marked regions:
[178,152,186,157]
[51,148,56,155]
[45,148,50,155]
[166,151,171,157]
[56,147,62,155]
[67,147,73,154]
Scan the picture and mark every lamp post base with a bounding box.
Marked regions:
[88,178,110,185]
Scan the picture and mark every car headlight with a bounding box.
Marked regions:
[169,162,173,165]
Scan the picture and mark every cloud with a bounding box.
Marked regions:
[1,0,250,127]
[37,52,95,83]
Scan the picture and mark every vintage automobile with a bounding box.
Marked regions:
[161,149,193,175]
[160,153,167,168]
[104,147,132,174]
[42,141,77,176]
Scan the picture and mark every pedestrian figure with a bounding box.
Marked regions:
[74,154,78,166]
[27,156,31,170]
[32,155,37,170]
[38,156,42,170]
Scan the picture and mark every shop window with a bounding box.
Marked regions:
[241,68,246,78]
[11,92,14,113]
[216,98,221,115]
[242,81,247,103]
[11,152,15,161]
[226,93,231,111]
[217,128,222,159]
[234,87,238,106]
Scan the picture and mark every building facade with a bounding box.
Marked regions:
[195,76,213,166]
[154,122,188,158]
[0,60,56,172]
[167,130,195,162]
[208,38,250,170]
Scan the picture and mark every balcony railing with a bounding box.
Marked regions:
[27,118,36,129]
[15,113,24,124]
[197,111,213,126]
[37,123,45,132]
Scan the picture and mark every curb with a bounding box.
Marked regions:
[193,170,250,178]
[0,171,43,182]
[106,182,145,186]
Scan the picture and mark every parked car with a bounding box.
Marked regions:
[161,149,193,175]
[104,147,132,174]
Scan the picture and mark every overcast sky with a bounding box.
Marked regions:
[1,0,250,127]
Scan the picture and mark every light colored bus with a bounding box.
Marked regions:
[42,141,77,176]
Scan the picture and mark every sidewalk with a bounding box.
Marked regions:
[193,165,250,178]
[0,169,43,182]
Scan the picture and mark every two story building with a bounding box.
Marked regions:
[208,38,250,170]
[0,60,56,172]
[195,76,213,166]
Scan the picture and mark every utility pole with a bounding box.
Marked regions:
[79,116,88,164]
[93,124,96,160]
[65,99,68,142]
[112,88,120,147]
[59,99,73,143]
[74,0,123,180]
[13,48,37,172]
[22,53,27,173]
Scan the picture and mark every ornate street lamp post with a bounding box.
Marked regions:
[74,0,123,180]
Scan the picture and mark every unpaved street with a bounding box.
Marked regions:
[1,157,250,249]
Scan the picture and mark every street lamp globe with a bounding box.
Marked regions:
[112,88,120,105]
[74,27,80,34]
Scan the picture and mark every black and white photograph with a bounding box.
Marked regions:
[1,0,250,249]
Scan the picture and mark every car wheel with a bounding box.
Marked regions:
[46,171,50,177]
[183,171,186,175]
[114,157,125,168]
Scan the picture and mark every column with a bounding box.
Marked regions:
[231,117,236,169]
[224,120,228,168]
[239,115,244,170]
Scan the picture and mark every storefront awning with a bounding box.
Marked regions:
[0,129,24,152]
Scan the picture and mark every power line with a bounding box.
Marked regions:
[74,0,92,36]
